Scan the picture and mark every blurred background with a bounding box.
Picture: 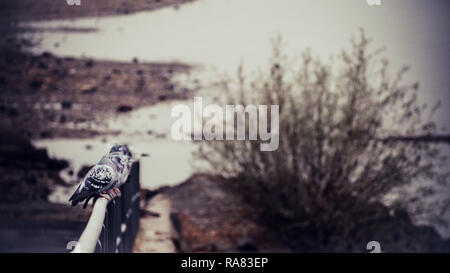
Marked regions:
[0,0,448,252]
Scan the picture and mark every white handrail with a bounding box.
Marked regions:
[71,197,109,253]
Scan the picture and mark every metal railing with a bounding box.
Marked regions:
[72,161,140,253]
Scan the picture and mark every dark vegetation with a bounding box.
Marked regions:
[196,31,450,252]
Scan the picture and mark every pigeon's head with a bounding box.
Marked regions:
[109,144,132,158]
[85,165,116,191]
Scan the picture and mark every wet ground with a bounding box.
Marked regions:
[0,202,91,253]
[134,194,176,253]
[0,0,195,22]
[0,49,192,139]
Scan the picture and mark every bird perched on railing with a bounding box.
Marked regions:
[69,144,133,208]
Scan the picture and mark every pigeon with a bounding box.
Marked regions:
[69,144,133,208]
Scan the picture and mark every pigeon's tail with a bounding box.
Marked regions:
[69,187,96,208]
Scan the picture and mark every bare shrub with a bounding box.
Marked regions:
[195,30,448,246]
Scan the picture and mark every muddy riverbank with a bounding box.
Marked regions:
[0,0,196,22]
[0,47,192,139]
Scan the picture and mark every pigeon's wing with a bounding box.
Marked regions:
[69,182,99,208]
[68,165,117,208]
